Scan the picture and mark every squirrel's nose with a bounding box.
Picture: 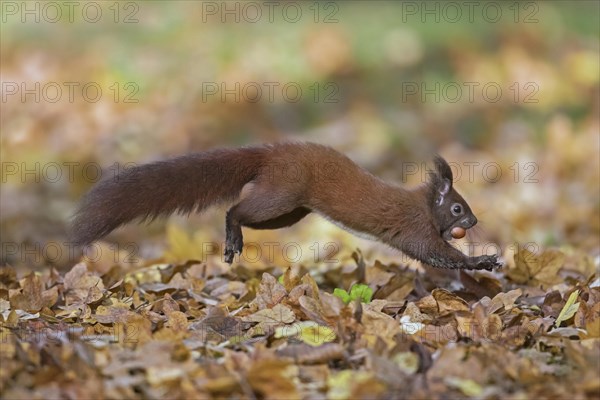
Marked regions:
[462,216,477,228]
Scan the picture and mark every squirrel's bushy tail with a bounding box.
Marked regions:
[71,147,266,246]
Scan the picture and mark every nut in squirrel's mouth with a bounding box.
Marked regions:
[442,227,467,241]
[443,217,477,241]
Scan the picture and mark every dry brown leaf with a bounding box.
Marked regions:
[210,281,248,300]
[64,263,105,305]
[298,295,328,326]
[114,313,153,346]
[165,311,189,337]
[535,250,567,286]
[0,266,19,290]
[94,302,134,324]
[374,273,414,301]
[192,308,243,340]
[301,273,321,301]
[153,294,180,316]
[9,273,59,313]
[276,343,344,364]
[247,359,299,400]
[361,306,402,349]
[281,268,303,292]
[415,295,438,316]
[319,291,345,318]
[243,303,295,325]
[366,262,394,287]
[432,288,469,315]
[488,289,523,314]
[288,283,311,304]
[255,273,287,308]
[508,248,565,287]
[403,301,430,323]
[427,345,485,382]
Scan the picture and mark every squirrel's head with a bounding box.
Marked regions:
[428,155,478,241]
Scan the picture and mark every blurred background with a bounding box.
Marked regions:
[1,1,598,271]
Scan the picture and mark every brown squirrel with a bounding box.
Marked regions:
[71,142,501,270]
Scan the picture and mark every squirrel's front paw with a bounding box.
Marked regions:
[469,254,502,271]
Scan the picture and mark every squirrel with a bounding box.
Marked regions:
[71,142,501,270]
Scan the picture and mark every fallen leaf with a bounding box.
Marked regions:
[9,273,57,312]
[327,370,386,400]
[255,273,287,308]
[508,247,565,287]
[555,290,580,327]
[276,343,344,363]
[95,302,134,324]
[432,288,469,314]
[164,310,189,338]
[247,359,299,400]
[393,352,419,374]
[244,303,295,325]
[445,376,483,397]
[276,321,336,346]
[280,267,302,292]
[64,263,105,305]
[488,289,523,314]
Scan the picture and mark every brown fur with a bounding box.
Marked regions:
[71,142,500,270]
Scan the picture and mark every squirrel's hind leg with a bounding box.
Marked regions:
[223,183,304,264]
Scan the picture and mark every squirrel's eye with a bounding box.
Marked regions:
[451,203,463,216]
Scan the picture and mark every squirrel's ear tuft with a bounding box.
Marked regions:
[428,155,453,204]
[433,155,453,183]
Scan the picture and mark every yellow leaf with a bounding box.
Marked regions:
[393,352,419,374]
[298,323,335,346]
[445,377,483,397]
[275,321,336,346]
[328,370,376,400]
[555,290,580,327]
